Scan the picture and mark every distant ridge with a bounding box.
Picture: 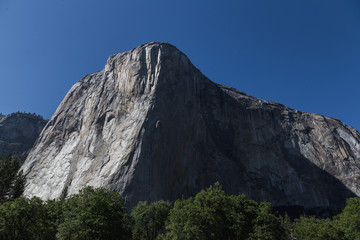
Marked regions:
[0,112,47,161]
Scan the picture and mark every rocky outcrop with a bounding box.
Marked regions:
[21,42,360,213]
[0,112,47,162]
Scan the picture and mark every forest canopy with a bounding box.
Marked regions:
[0,162,359,240]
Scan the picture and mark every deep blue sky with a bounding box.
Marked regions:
[1,0,359,130]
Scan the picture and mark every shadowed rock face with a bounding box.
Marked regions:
[0,113,47,162]
[21,42,360,212]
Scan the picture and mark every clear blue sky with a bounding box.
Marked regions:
[1,0,359,130]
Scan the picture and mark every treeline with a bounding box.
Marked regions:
[12,111,46,121]
[0,156,360,240]
[0,111,46,121]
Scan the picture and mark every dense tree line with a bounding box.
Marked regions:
[12,111,46,121]
[0,157,360,239]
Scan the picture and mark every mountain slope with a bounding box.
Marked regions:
[21,42,360,213]
[0,112,47,161]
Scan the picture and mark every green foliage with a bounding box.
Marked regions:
[44,199,65,239]
[0,197,58,240]
[0,181,358,240]
[335,197,360,240]
[293,216,343,240]
[56,187,131,240]
[0,155,25,202]
[164,182,286,240]
[249,202,287,240]
[281,213,294,239]
[131,200,172,240]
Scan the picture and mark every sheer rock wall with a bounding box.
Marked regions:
[21,43,360,212]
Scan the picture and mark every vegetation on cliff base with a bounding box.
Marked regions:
[0,155,25,203]
[0,180,359,239]
[131,200,172,240]
[56,187,131,240]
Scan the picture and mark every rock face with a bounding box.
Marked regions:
[0,112,47,162]
[21,42,360,213]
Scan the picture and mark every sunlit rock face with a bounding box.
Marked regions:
[21,42,360,212]
[0,112,47,162]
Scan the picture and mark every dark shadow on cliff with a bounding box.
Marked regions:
[198,81,357,218]
[115,53,357,218]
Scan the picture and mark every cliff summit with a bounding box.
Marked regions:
[21,42,360,214]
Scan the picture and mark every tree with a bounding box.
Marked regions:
[293,216,343,240]
[281,213,294,240]
[165,182,285,240]
[249,202,288,240]
[56,187,132,240]
[0,155,25,202]
[44,199,64,239]
[335,197,360,240]
[131,200,172,240]
[0,197,59,240]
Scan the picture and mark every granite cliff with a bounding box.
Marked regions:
[21,42,360,213]
[0,112,47,162]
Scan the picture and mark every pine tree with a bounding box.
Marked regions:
[0,155,26,202]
